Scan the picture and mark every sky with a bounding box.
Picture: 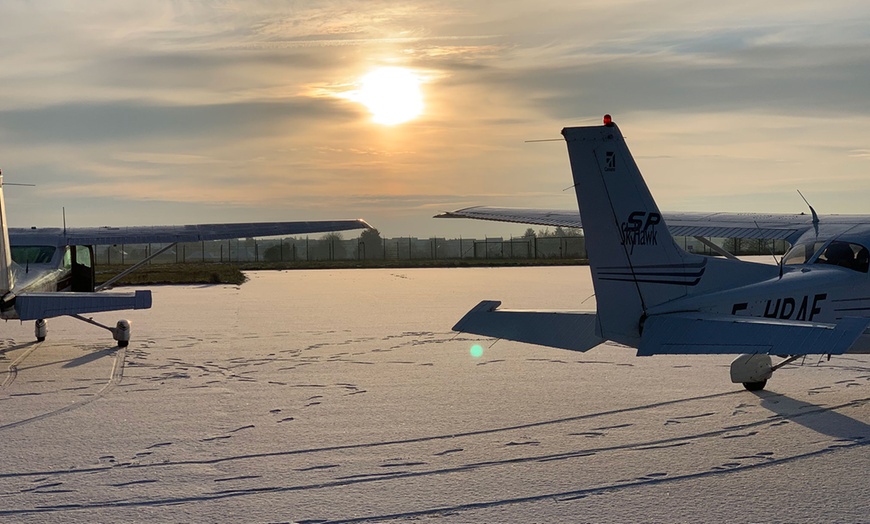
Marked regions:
[1,1,869,239]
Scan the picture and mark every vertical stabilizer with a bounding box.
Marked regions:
[562,118,705,345]
[0,172,14,295]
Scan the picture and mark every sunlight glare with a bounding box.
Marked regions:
[356,67,424,126]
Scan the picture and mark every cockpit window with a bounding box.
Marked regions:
[814,241,869,273]
[782,241,826,266]
[10,246,57,265]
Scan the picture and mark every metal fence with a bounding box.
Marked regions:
[93,234,789,265]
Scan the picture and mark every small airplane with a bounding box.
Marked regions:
[0,171,370,346]
[437,115,870,391]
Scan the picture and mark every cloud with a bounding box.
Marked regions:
[2,1,870,237]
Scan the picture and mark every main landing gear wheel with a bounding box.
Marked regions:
[35,319,47,342]
[731,354,808,391]
[730,354,773,392]
[67,315,133,347]
[742,380,767,392]
[113,320,131,348]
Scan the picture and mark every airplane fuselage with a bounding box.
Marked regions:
[649,263,870,354]
[1,242,92,320]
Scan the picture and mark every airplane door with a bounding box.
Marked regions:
[71,245,96,292]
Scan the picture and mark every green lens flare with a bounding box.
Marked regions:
[470,344,484,358]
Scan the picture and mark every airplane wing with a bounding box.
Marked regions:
[15,290,152,321]
[9,219,371,246]
[436,207,583,229]
[436,207,869,244]
[638,312,870,356]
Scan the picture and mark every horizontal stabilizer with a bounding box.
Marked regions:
[16,290,152,320]
[453,300,603,352]
[638,312,870,356]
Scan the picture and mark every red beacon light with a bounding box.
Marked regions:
[603,114,613,126]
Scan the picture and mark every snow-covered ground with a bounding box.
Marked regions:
[1,267,868,523]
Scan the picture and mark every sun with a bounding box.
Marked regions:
[355,67,424,125]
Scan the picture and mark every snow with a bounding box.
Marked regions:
[1,267,868,523]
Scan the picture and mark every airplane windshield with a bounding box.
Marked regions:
[11,245,57,265]
[813,240,869,273]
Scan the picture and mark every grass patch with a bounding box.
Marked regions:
[96,263,247,286]
[96,258,588,286]
[239,258,587,270]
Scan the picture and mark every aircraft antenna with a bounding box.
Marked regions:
[796,190,819,226]
[523,136,578,191]
[0,169,37,187]
[797,190,820,239]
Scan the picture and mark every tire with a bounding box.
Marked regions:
[743,380,767,391]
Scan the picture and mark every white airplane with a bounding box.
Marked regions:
[0,171,370,346]
[437,115,870,391]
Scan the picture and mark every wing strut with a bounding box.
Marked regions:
[96,242,177,291]
[692,236,738,260]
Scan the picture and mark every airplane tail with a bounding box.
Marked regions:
[562,118,706,346]
[0,172,14,297]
